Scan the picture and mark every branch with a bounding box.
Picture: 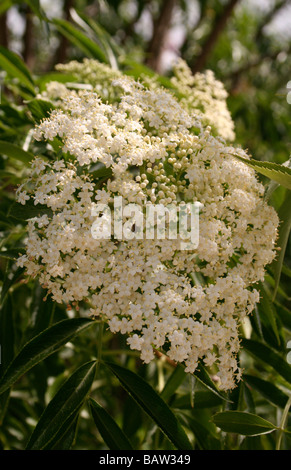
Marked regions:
[145,0,177,73]
[23,7,35,69]
[228,44,291,94]
[255,0,291,42]
[191,0,241,74]
[120,0,152,44]
[53,0,74,65]
[0,12,9,48]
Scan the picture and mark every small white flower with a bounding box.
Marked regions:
[17,191,30,205]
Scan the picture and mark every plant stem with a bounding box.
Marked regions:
[276,395,291,450]
[96,321,104,370]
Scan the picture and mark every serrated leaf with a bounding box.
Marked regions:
[104,361,192,450]
[213,411,277,436]
[0,318,94,395]
[89,398,133,450]
[264,156,291,200]
[232,154,291,190]
[26,361,96,449]
[270,190,291,300]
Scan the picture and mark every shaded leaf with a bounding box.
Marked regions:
[51,414,79,450]
[26,361,96,449]
[0,265,24,304]
[194,363,230,402]
[89,398,133,450]
[244,374,289,409]
[160,365,186,401]
[8,200,53,221]
[104,361,192,450]
[0,318,94,395]
[241,338,291,384]
[0,248,25,260]
[213,411,277,436]
[172,391,222,409]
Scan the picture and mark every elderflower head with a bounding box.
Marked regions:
[17,60,279,390]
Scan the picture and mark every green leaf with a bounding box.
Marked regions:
[25,0,48,21]
[53,19,108,63]
[27,99,55,123]
[276,302,291,331]
[0,248,25,260]
[257,282,280,344]
[241,338,291,384]
[264,156,291,200]
[0,318,95,395]
[172,391,223,409]
[194,363,230,402]
[104,361,193,450]
[0,46,35,95]
[160,365,186,401]
[8,200,53,220]
[89,398,133,450]
[71,9,120,69]
[0,294,15,377]
[232,154,291,190]
[0,141,34,165]
[213,411,277,436]
[0,295,15,424]
[270,190,291,300]
[51,414,79,450]
[26,361,96,449]
[0,265,24,304]
[0,0,13,15]
[188,412,221,449]
[89,163,113,181]
[244,374,289,409]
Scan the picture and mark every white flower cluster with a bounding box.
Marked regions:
[17,61,278,390]
[170,59,235,142]
[54,58,235,141]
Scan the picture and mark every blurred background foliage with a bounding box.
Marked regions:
[0,0,291,451]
